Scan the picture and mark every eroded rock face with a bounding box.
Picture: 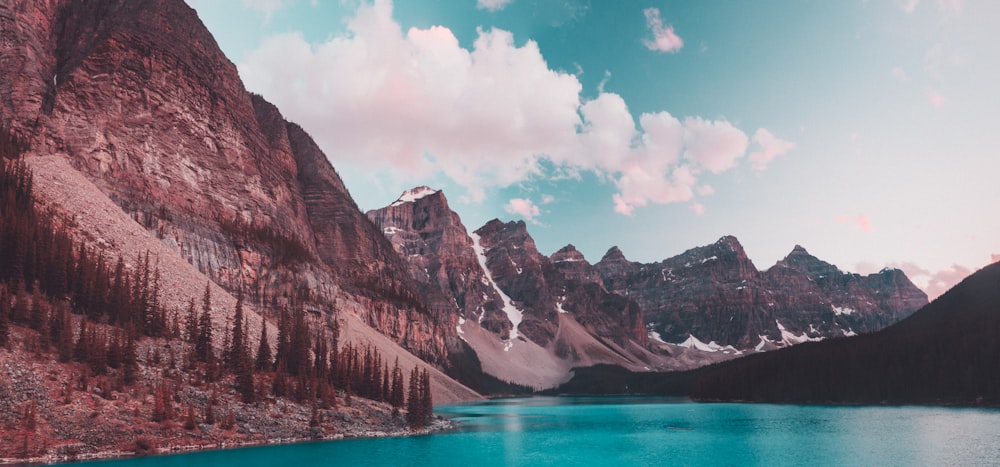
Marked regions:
[551,244,604,286]
[366,188,510,339]
[763,245,928,339]
[369,193,650,352]
[596,237,929,349]
[1,0,447,364]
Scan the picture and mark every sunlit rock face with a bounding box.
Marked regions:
[1,0,449,365]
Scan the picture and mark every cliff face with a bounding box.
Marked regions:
[368,191,655,387]
[0,0,448,365]
[596,237,928,349]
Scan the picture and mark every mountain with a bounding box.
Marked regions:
[368,191,663,389]
[594,237,927,350]
[0,0,478,400]
[554,262,999,405]
[688,260,1000,405]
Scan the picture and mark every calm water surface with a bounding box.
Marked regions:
[82,397,1000,466]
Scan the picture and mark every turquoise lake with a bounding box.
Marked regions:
[80,397,1000,466]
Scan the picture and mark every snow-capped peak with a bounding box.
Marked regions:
[390,186,439,207]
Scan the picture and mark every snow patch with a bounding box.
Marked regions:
[776,320,823,345]
[755,335,769,352]
[382,226,402,236]
[456,317,467,342]
[648,331,666,344]
[470,232,522,350]
[556,298,569,314]
[832,305,855,316]
[390,187,438,207]
[676,335,740,354]
[677,335,721,352]
[701,255,718,264]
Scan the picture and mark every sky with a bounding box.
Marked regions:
[186,0,1000,299]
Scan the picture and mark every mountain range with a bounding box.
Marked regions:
[0,0,975,461]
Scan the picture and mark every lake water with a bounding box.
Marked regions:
[81,396,1000,466]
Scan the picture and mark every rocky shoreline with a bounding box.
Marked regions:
[1,417,455,466]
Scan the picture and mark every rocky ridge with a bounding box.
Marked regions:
[368,190,660,388]
[595,236,928,349]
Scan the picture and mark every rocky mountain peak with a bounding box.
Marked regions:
[600,246,628,262]
[551,244,586,263]
[551,244,603,287]
[773,244,840,279]
[715,235,745,252]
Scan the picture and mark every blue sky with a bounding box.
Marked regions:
[187,0,1000,298]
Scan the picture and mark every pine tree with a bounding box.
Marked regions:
[195,283,213,362]
[255,322,272,372]
[108,257,128,326]
[382,363,390,403]
[390,359,405,409]
[226,290,247,372]
[421,369,433,425]
[122,336,139,385]
[56,308,73,362]
[184,298,197,343]
[406,366,422,428]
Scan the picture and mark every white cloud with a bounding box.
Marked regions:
[682,117,749,173]
[540,194,555,204]
[643,8,683,53]
[477,0,513,12]
[504,198,541,222]
[747,128,796,170]
[239,0,783,216]
[835,214,872,232]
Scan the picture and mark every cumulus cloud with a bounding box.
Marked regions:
[504,198,541,222]
[477,0,513,12]
[747,128,796,170]
[239,0,788,215]
[683,117,749,173]
[643,8,684,53]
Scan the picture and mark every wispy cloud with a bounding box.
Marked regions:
[836,214,872,232]
[642,8,683,53]
[477,0,513,12]
[747,128,796,171]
